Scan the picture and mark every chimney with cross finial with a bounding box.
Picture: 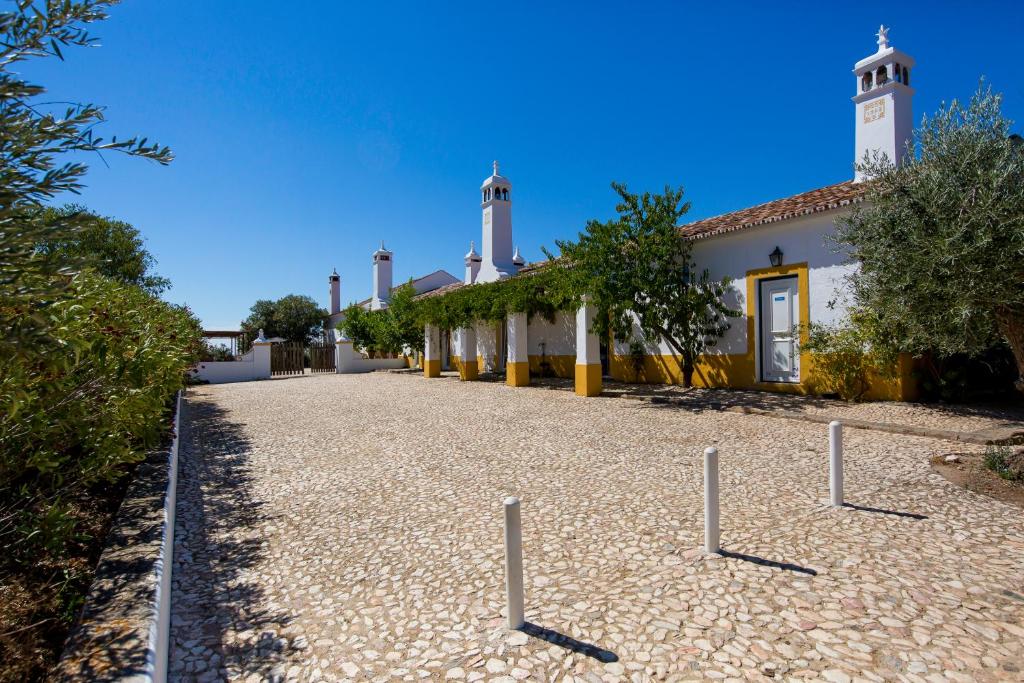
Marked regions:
[852,25,915,181]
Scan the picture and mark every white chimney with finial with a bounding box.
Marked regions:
[464,241,482,284]
[370,241,393,310]
[476,160,514,283]
[328,268,341,315]
[852,25,915,181]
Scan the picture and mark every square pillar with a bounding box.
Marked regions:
[457,325,478,381]
[423,324,441,378]
[506,311,529,387]
[575,300,602,397]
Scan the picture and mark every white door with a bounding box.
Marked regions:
[759,277,800,383]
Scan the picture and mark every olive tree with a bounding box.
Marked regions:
[836,84,1024,392]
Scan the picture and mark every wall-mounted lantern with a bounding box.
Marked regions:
[769,246,784,268]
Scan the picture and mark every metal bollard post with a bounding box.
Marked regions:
[704,447,720,554]
[503,496,525,629]
[829,421,844,507]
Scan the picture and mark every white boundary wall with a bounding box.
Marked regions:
[192,342,272,384]
[336,341,407,373]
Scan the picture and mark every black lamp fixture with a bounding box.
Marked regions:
[769,246,784,268]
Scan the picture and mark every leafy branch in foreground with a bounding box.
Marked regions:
[1,0,173,360]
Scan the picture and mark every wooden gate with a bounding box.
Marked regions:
[309,342,336,373]
[271,342,305,376]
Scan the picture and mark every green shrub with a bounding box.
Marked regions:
[803,310,897,402]
[0,270,202,561]
[984,444,1024,482]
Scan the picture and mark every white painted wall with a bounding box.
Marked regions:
[611,208,857,356]
[336,341,407,373]
[527,310,576,356]
[191,343,272,384]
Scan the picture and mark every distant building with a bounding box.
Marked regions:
[415,26,919,400]
[325,244,458,340]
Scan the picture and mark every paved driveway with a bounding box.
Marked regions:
[170,373,1024,682]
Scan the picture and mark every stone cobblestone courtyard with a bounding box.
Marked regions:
[170,373,1024,682]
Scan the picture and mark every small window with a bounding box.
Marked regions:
[502,188,509,201]
[895,63,902,82]
[903,67,909,86]
[876,65,888,86]
[861,72,872,92]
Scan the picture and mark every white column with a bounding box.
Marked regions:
[503,496,525,629]
[575,298,601,397]
[575,299,600,366]
[829,421,844,507]
[458,325,478,380]
[423,324,441,377]
[506,311,529,387]
[252,329,272,380]
[704,447,720,554]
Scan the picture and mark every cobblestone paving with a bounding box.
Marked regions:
[594,381,1024,436]
[170,374,1024,682]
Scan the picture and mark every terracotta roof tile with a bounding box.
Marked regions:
[678,180,866,240]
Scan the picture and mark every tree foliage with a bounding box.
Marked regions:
[36,204,170,294]
[339,283,428,355]
[835,83,1024,392]
[551,183,740,387]
[241,294,327,344]
[1,0,172,361]
[0,4,189,670]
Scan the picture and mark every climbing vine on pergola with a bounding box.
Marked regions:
[414,264,579,330]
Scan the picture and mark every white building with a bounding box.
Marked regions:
[325,243,458,339]
[420,27,917,400]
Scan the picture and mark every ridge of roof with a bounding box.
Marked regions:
[678,180,867,241]
[413,280,466,300]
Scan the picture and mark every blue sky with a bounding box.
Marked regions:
[24,1,1024,328]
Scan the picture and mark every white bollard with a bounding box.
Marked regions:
[829,421,844,507]
[704,447,720,554]
[503,496,525,629]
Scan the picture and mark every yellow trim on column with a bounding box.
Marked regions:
[459,359,479,381]
[574,363,602,397]
[506,361,530,387]
[423,359,441,378]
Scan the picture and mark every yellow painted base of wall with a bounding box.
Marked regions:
[575,363,602,397]
[423,359,441,378]
[459,359,478,381]
[528,354,575,379]
[506,361,530,387]
[609,351,918,401]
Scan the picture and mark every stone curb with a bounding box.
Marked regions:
[617,392,1024,445]
[56,391,182,683]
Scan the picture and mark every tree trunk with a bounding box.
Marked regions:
[681,353,695,389]
[996,306,1024,395]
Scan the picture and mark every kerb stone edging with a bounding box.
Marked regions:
[56,391,182,682]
